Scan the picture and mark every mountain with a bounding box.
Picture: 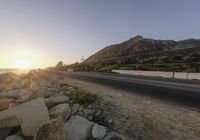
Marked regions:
[83,35,200,66]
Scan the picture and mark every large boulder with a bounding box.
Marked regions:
[92,124,107,139]
[0,98,50,136]
[0,89,23,98]
[32,88,55,99]
[38,81,53,88]
[0,98,15,111]
[5,135,23,140]
[0,73,19,85]
[64,116,93,140]
[0,90,33,103]
[0,83,7,92]
[49,103,71,121]
[2,82,21,92]
[33,118,66,140]
[15,92,34,103]
[45,96,69,108]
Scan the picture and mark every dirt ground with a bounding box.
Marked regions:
[39,70,200,140]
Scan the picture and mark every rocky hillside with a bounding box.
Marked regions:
[84,35,200,65]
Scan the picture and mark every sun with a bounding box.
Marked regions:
[14,59,33,69]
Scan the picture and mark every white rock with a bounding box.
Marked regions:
[83,109,93,117]
[71,104,80,114]
[87,115,93,121]
[45,96,69,108]
[66,87,74,92]
[49,103,71,121]
[95,111,101,117]
[87,105,92,109]
[5,135,23,140]
[78,105,85,111]
[0,98,50,136]
[64,116,93,140]
[62,86,69,90]
[92,124,107,139]
[108,119,113,124]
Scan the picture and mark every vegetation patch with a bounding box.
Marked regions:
[68,89,97,105]
[55,79,69,88]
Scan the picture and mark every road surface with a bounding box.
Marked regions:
[63,72,200,107]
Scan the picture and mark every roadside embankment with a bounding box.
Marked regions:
[112,70,200,80]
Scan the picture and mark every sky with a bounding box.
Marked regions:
[0,0,200,68]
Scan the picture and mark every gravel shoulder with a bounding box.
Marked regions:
[42,71,200,140]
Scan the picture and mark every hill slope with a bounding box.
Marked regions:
[84,36,200,65]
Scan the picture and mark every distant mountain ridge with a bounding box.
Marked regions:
[84,35,200,64]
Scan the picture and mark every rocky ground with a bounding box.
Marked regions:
[1,70,200,140]
[41,71,200,140]
[0,70,129,140]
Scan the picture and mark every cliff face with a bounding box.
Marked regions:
[84,36,200,64]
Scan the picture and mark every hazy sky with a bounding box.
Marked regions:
[0,0,200,68]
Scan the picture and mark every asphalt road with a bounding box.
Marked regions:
[64,72,200,107]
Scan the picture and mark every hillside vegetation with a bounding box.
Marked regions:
[80,36,200,72]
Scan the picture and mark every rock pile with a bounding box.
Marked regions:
[0,71,127,140]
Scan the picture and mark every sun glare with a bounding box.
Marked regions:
[14,59,33,69]
[1,46,54,69]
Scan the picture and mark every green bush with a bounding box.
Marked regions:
[96,66,112,72]
[95,64,120,72]
[68,90,97,105]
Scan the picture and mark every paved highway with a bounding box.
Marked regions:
[62,72,200,106]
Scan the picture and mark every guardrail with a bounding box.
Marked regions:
[112,70,200,80]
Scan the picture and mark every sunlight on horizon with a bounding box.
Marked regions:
[13,59,33,69]
[0,46,53,69]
